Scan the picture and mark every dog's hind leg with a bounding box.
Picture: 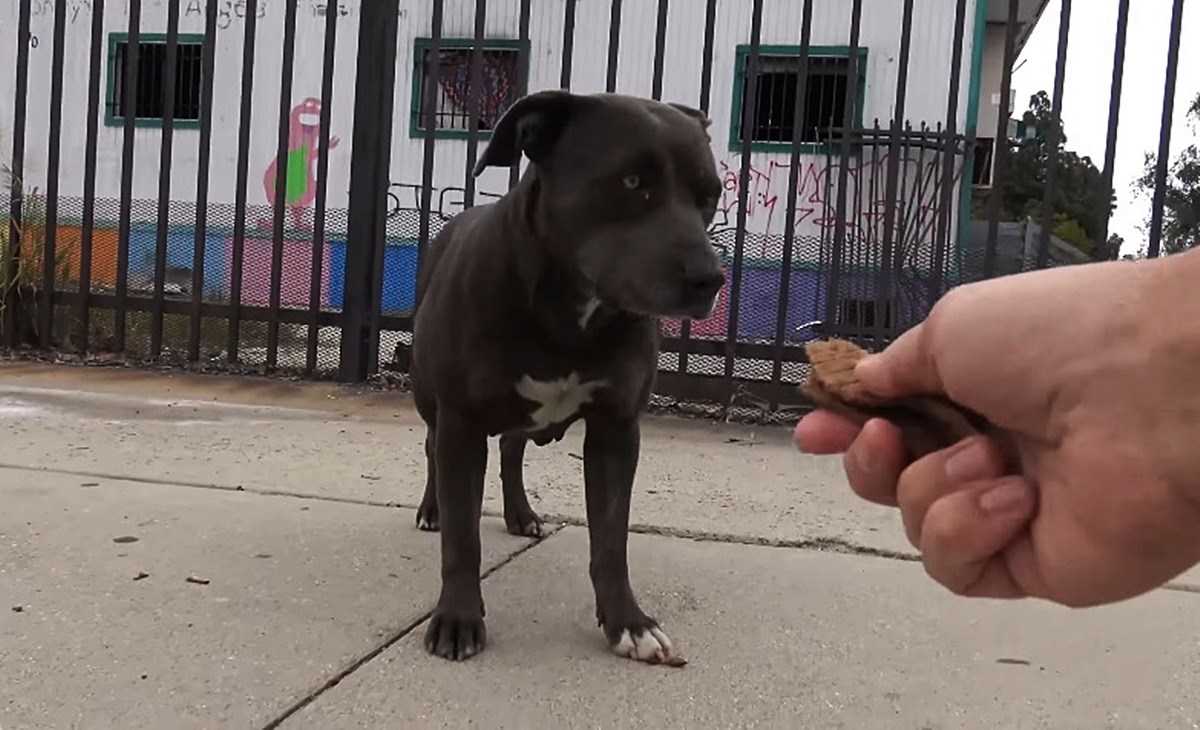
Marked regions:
[416,425,439,531]
[499,432,545,538]
[583,416,684,666]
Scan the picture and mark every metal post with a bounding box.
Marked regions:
[339,0,400,382]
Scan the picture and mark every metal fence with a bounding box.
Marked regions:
[0,0,1190,414]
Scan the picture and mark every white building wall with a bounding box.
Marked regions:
[0,0,980,244]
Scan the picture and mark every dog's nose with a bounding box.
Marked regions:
[683,270,725,305]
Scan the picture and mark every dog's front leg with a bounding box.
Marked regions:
[583,416,682,665]
[423,411,489,661]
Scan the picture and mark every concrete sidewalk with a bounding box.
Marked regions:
[1,363,1198,729]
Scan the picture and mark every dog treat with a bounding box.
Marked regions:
[802,339,1018,466]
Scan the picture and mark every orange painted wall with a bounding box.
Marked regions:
[50,226,120,286]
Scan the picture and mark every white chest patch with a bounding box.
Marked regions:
[578,298,602,329]
[514,372,604,431]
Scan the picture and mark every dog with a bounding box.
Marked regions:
[409,89,726,664]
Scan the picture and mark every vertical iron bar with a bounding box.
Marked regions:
[1035,0,1072,269]
[508,0,531,190]
[824,0,864,339]
[307,0,339,374]
[114,0,142,353]
[984,0,1019,280]
[188,0,218,362]
[1147,0,1185,259]
[76,0,107,354]
[650,0,669,100]
[267,0,300,370]
[464,0,487,207]
[416,0,445,282]
[769,0,815,410]
[339,0,400,382]
[364,1,400,379]
[875,0,915,348]
[3,0,31,349]
[678,0,718,376]
[559,0,577,89]
[150,0,181,359]
[605,0,622,93]
[227,0,259,362]
[931,0,968,301]
[1097,0,1130,249]
[39,0,68,348]
[724,0,764,400]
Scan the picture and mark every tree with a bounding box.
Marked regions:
[1137,93,1200,255]
[973,91,1118,261]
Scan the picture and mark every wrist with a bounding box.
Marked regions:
[1136,249,1200,505]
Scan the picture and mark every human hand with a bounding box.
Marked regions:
[795,251,1200,607]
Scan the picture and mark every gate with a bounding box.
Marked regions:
[1,0,1191,415]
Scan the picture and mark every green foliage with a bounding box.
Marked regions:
[975,91,1118,261]
[1051,214,1091,255]
[1,158,78,346]
[1137,93,1200,255]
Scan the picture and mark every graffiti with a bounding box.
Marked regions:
[712,149,957,259]
[24,0,367,29]
[261,98,340,232]
[31,0,92,24]
[385,182,504,223]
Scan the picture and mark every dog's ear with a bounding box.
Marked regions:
[668,102,713,131]
[473,90,578,177]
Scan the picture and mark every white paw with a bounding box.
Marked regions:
[611,626,684,665]
[416,515,438,531]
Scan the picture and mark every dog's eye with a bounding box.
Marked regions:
[622,175,641,190]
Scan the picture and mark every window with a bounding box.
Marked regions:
[409,38,528,139]
[972,137,995,186]
[730,46,867,151]
[837,298,894,330]
[106,33,205,128]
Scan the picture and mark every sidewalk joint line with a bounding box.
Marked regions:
[260,523,565,729]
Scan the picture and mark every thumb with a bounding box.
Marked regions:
[856,321,944,399]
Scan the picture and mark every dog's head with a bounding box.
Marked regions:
[475,90,726,321]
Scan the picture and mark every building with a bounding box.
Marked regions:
[1,0,1043,344]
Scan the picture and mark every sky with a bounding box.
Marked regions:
[1011,0,1200,256]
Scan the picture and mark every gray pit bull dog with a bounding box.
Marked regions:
[408,89,725,665]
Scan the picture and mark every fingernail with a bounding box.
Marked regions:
[979,479,1028,514]
[944,438,993,483]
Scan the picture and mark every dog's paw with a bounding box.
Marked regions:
[424,610,486,661]
[606,623,687,667]
[504,507,545,538]
[415,503,439,532]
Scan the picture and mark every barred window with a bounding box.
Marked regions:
[411,39,524,137]
[733,49,863,147]
[108,35,204,126]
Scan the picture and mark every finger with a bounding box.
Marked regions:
[842,418,908,507]
[896,436,1009,547]
[919,476,1037,598]
[793,410,863,454]
[855,321,944,400]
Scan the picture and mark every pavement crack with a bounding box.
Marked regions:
[259,525,563,729]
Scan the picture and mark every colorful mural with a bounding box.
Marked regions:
[261,98,339,232]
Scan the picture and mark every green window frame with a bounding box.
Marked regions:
[105,32,206,129]
[729,45,868,154]
[408,37,530,141]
